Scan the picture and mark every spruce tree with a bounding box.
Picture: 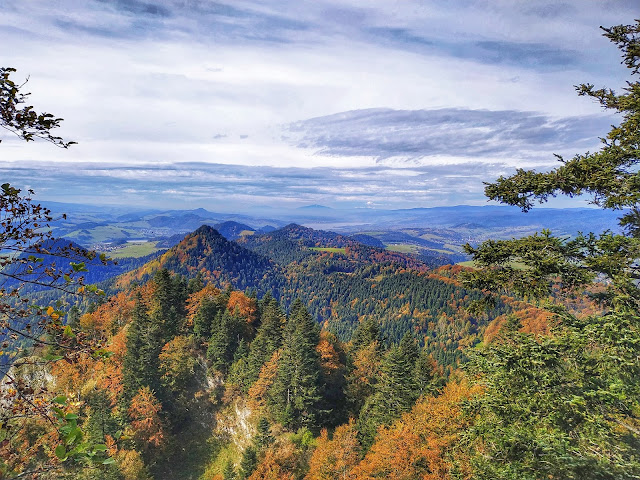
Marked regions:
[255,417,274,450]
[207,309,244,373]
[150,269,181,341]
[122,293,163,403]
[193,296,219,339]
[350,317,383,352]
[238,446,257,480]
[461,19,640,479]
[244,297,285,388]
[357,345,416,449]
[222,460,237,480]
[269,301,322,429]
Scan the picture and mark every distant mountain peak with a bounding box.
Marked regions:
[298,204,332,210]
[193,224,223,237]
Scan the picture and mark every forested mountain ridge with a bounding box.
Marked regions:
[115,225,285,297]
[108,223,514,365]
[4,15,640,480]
[237,223,432,269]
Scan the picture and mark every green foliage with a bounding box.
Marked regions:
[50,395,113,470]
[238,445,257,480]
[207,309,244,373]
[460,19,640,479]
[243,296,285,390]
[463,309,640,479]
[123,293,163,402]
[193,295,220,339]
[269,301,322,430]
[222,459,237,480]
[255,417,274,451]
[357,344,417,450]
[350,317,383,352]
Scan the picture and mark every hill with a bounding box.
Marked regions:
[213,221,256,240]
[116,225,285,297]
[114,224,508,365]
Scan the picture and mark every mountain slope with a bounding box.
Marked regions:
[115,224,508,366]
[116,225,285,296]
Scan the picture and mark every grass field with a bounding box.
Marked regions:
[64,225,139,243]
[309,247,347,254]
[105,241,163,259]
[386,244,420,254]
[457,260,477,268]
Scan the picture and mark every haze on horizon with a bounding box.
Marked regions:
[1,1,635,211]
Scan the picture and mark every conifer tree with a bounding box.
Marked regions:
[357,345,417,449]
[244,297,285,388]
[193,295,219,339]
[239,446,257,480]
[255,416,274,450]
[269,301,322,429]
[350,317,383,352]
[223,460,237,480]
[123,293,162,403]
[461,19,640,479]
[414,349,440,397]
[84,388,119,444]
[398,331,419,366]
[149,269,182,341]
[208,309,243,373]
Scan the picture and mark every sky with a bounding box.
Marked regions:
[0,1,636,212]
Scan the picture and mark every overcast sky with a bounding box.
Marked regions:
[0,1,635,211]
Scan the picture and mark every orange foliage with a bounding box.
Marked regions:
[185,284,221,325]
[128,387,165,450]
[109,327,128,361]
[87,291,136,336]
[316,331,342,378]
[347,342,381,400]
[228,291,258,324]
[427,265,466,286]
[249,450,295,480]
[248,349,282,410]
[88,328,128,404]
[484,307,554,344]
[306,419,360,480]
[352,381,478,480]
[0,417,61,475]
[51,352,96,395]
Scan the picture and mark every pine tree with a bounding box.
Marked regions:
[149,269,182,341]
[269,301,322,429]
[85,388,119,444]
[207,309,244,373]
[239,446,257,480]
[460,19,640,479]
[193,295,219,339]
[350,317,383,352]
[222,460,237,480]
[414,349,440,397]
[255,417,274,450]
[122,294,163,403]
[244,297,285,389]
[398,331,419,366]
[357,345,416,449]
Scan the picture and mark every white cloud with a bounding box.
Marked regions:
[0,0,634,209]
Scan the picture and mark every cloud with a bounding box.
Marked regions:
[286,108,612,162]
[0,161,502,210]
[0,1,635,211]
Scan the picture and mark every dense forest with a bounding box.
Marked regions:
[2,16,640,480]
